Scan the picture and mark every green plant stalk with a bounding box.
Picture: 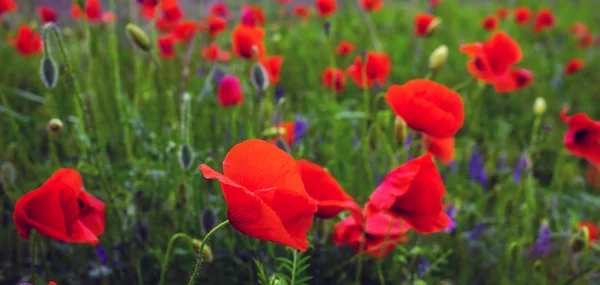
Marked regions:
[158,233,196,285]
[29,231,37,281]
[360,62,375,188]
[290,249,298,285]
[188,220,231,285]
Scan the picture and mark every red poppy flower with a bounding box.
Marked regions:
[423,135,454,164]
[38,6,58,23]
[8,25,43,56]
[576,33,594,49]
[414,13,439,37]
[586,166,600,188]
[560,109,600,166]
[571,22,589,37]
[260,56,284,85]
[102,12,116,23]
[201,44,230,62]
[162,4,183,23]
[297,160,361,219]
[493,68,534,93]
[316,0,336,18]
[138,0,158,20]
[322,67,346,93]
[217,75,243,106]
[71,4,82,19]
[205,15,226,37]
[13,169,105,245]
[171,21,197,42]
[514,7,531,26]
[360,0,383,12]
[293,4,310,19]
[0,0,16,16]
[482,16,498,31]
[532,8,555,33]
[49,282,57,285]
[429,0,440,8]
[385,79,464,139]
[241,5,266,27]
[335,41,354,56]
[564,59,585,75]
[231,24,266,60]
[157,35,176,59]
[209,2,230,18]
[496,8,509,19]
[333,210,410,258]
[346,52,391,88]
[577,221,599,244]
[365,154,451,234]
[85,0,102,22]
[199,139,318,251]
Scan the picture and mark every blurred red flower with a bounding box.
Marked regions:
[217,75,244,106]
[13,169,105,245]
[209,2,230,18]
[414,13,439,37]
[360,0,383,12]
[85,0,102,22]
[385,79,464,139]
[206,15,227,37]
[423,135,454,164]
[171,21,197,42]
[482,16,498,31]
[71,4,82,19]
[514,7,531,26]
[429,0,440,8]
[335,41,354,56]
[201,44,230,62]
[297,159,361,219]
[322,67,346,93]
[560,109,600,166]
[199,139,318,251]
[586,167,600,188]
[496,8,509,19]
[316,0,336,18]
[346,52,391,88]
[274,0,290,3]
[157,35,176,59]
[532,8,555,33]
[333,210,410,258]
[577,221,599,244]
[366,154,451,234]
[8,25,43,56]
[0,0,16,16]
[260,56,284,85]
[564,59,585,75]
[241,5,266,27]
[231,25,266,60]
[293,4,310,19]
[38,6,58,23]
[138,0,158,20]
[102,12,116,23]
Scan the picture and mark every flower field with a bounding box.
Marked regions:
[2,0,600,284]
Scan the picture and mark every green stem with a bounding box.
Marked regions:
[188,220,231,285]
[158,233,196,285]
[291,249,298,285]
[30,231,37,280]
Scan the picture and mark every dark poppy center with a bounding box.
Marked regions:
[515,73,528,86]
[574,129,589,144]
[474,57,485,72]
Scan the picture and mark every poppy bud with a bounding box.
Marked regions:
[40,57,59,89]
[275,138,291,154]
[178,144,194,171]
[428,44,448,72]
[126,23,152,52]
[533,97,546,116]
[262,126,286,138]
[250,62,269,91]
[192,240,214,263]
[47,118,64,133]
[394,116,407,146]
[427,17,442,35]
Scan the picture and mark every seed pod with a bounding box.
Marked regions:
[429,45,448,72]
[250,62,269,92]
[394,116,407,146]
[533,97,547,116]
[192,240,214,263]
[178,144,193,171]
[40,57,59,89]
[126,23,152,52]
[47,118,64,133]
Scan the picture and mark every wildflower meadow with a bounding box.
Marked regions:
[2,0,600,284]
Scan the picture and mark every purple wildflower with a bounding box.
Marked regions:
[96,245,108,265]
[417,257,430,276]
[468,147,487,187]
[542,125,553,132]
[213,68,224,86]
[513,153,531,183]
[293,116,308,144]
[275,86,285,103]
[444,203,458,233]
[470,223,485,240]
[528,221,552,259]
[323,21,331,36]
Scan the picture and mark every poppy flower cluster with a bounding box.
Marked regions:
[560,109,600,167]
[460,31,534,93]
[13,169,105,245]
[570,23,595,49]
[346,51,392,88]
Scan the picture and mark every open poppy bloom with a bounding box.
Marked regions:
[8,25,43,56]
[171,21,197,42]
[496,8,509,19]
[38,6,58,23]
[137,0,158,20]
[209,2,230,18]
[460,32,530,93]
[423,135,454,164]
[205,15,227,38]
[335,41,354,56]
[571,22,589,37]
[274,118,308,147]
[333,210,410,258]
[157,35,176,59]
[365,154,451,234]
[560,109,600,166]
[316,0,336,18]
[297,160,361,219]
[0,0,16,16]
[532,8,555,33]
[85,0,102,22]
[200,139,318,251]
[201,44,230,62]
[217,75,244,107]
[346,52,391,88]
[322,67,346,93]
[360,0,383,12]
[482,16,498,31]
[71,4,83,19]
[414,13,440,37]
[231,24,266,60]
[514,7,531,26]
[385,79,464,139]
[293,4,310,19]
[564,59,585,75]
[241,5,266,27]
[260,56,284,85]
[494,68,534,93]
[13,169,105,245]
[577,221,599,244]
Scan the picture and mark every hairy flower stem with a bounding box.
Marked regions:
[188,220,231,285]
[158,233,195,285]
